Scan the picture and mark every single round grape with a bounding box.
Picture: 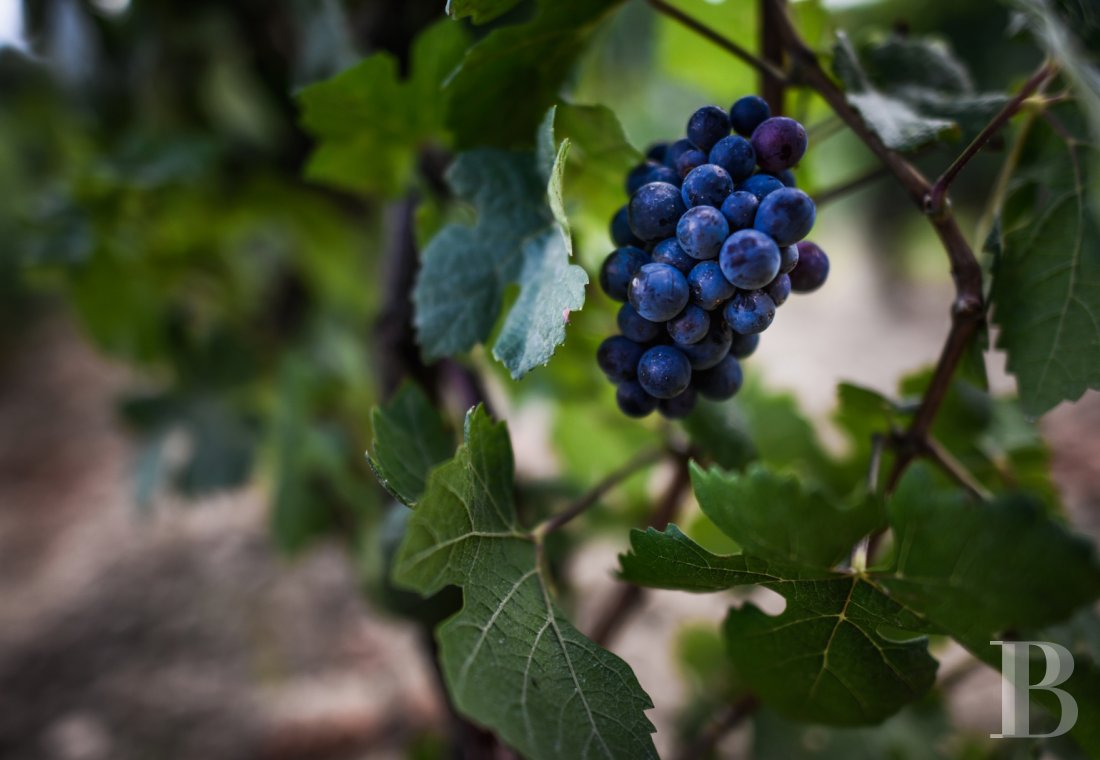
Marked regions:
[688,261,736,310]
[679,320,732,370]
[789,241,830,292]
[737,173,785,201]
[651,237,696,275]
[693,355,744,401]
[729,332,759,359]
[681,164,733,208]
[626,160,659,195]
[776,169,797,187]
[676,205,729,260]
[754,187,816,246]
[723,290,777,335]
[667,305,711,345]
[659,386,698,419]
[729,95,771,137]
[618,303,662,343]
[646,142,669,163]
[719,229,781,290]
[645,164,682,187]
[628,262,690,322]
[686,105,731,153]
[766,273,791,306]
[610,206,642,248]
[628,182,687,242]
[617,380,658,418]
[778,244,799,274]
[663,138,695,170]
[676,149,708,179]
[637,345,692,399]
[599,246,649,301]
[708,136,756,182]
[719,191,759,231]
[597,335,645,382]
[751,116,808,173]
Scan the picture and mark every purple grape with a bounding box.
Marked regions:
[778,244,799,274]
[658,386,698,419]
[751,117,808,173]
[627,161,659,195]
[618,303,662,343]
[664,138,695,170]
[676,149,708,179]
[610,206,642,247]
[599,246,649,302]
[754,188,816,246]
[737,173,785,202]
[693,355,744,401]
[651,238,696,275]
[766,273,791,306]
[729,95,771,137]
[617,380,658,418]
[645,164,682,186]
[638,345,692,399]
[729,332,759,359]
[679,320,733,370]
[723,290,777,335]
[789,241,830,293]
[688,261,736,311]
[667,305,711,346]
[719,191,759,231]
[681,164,733,208]
[597,335,645,382]
[686,105,731,152]
[628,262,690,322]
[708,136,756,182]
[646,142,669,163]
[628,181,687,242]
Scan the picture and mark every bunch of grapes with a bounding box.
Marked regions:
[597,96,831,419]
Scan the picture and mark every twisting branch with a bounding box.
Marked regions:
[645,0,788,84]
[923,435,993,501]
[537,446,667,536]
[674,694,760,760]
[927,60,1057,214]
[760,0,788,113]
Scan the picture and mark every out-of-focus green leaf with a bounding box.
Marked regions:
[682,400,757,472]
[367,383,453,507]
[298,20,469,196]
[991,105,1100,414]
[443,0,627,148]
[447,0,525,24]
[393,407,658,759]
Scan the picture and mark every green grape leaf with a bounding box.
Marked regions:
[682,400,758,472]
[619,526,937,725]
[880,466,1100,640]
[990,106,1100,414]
[447,0,525,24]
[443,0,627,148]
[415,122,586,377]
[367,383,453,506]
[691,463,883,571]
[298,20,469,196]
[832,32,962,151]
[395,407,658,759]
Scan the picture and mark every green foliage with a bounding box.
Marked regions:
[991,106,1100,414]
[447,0,526,24]
[392,407,658,759]
[299,20,470,196]
[367,383,453,506]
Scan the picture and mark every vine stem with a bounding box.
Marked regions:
[645,0,787,84]
[673,694,760,760]
[927,60,1057,214]
[536,446,667,536]
[590,452,692,647]
[923,435,993,501]
[760,0,787,113]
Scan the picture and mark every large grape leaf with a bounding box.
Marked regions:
[832,32,962,151]
[990,106,1100,414]
[880,466,1100,640]
[367,383,453,506]
[619,526,938,726]
[443,0,627,148]
[446,0,525,25]
[298,20,469,196]
[394,407,658,759]
[691,463,883,570]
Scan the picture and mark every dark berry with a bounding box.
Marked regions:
[776,169,797,187]
[719,191,759,231]
[729,332,760,359]
[766,273,791,306]
[723,290,776,335]
[599,246,649,301]
[628,182,687,242]
[646,142,669,163]
[779,244,799,274]
[751,117,808,173]
[686,105,731,153]
[719,229,781,290]
[789,241,830,292]
[651,237,696,275]
[681,164,733,208]
[667,305,711,345]
[659,387,698,419]
[627,161,659,195]
[729,95,771,137]
[675,149,708,179]
[708,136,756,182]
[688,261,736,310]
[638,345,692,399]
[597,335,645,382]
[617,380,658,418]
[628,262,690,322]
[663,138,695,170]
[676,205,729,260]
[693,355,743,401]
[618,303,662,343]
[737,173,785,201]
[610,205,642,247]
[645,164,682,186]
[754,187,816,246]
[679,320,733,370]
